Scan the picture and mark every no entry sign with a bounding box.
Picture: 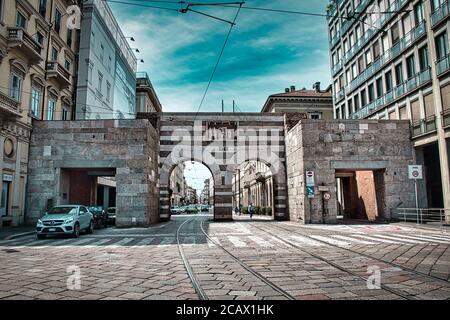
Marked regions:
[305,171,315,186]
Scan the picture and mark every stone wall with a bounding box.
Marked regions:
[26,119,160,227]
[286,120,415,224]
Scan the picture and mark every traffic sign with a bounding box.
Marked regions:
[305,171,315,187]
[408,165,423,180]
[306,186,315,198]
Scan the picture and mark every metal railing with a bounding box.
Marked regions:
[391,208,449,225]
[436,53,450,75]
[352,68,431,119]
[431,0,450,27]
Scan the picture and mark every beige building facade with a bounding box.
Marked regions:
[232,161,274,214]
[327,0,450,212]
[261,83,334,119]
[0,0,79,227]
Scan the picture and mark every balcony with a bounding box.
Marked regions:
[442,109,450,127]
[341,0,411,68]
[7,27,43,64]
[436,54,450,76]
[345,22,426,95]
[0,91,21,119]
[352,68,431,120]
[335,88,345,103]
[331,60,343,76]
[46,62,71,88]
[412,116,437,138]
[431,0,450,28]
[330,30,341,49]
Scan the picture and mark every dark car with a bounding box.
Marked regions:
[88,206,108,229]
[106,207,116,225]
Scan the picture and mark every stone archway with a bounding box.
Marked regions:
[155,113,288,221]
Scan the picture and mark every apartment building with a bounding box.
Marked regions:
[0,0,79,227]
[136,71,162,113]
[327,0,450,210]
[170,162,185,207]
[76,0,136,119]
[261,83,334,119]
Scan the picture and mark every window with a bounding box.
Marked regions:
[373,41,380,60]
[347,99,353,115]
[88,63,93,84]
[106,82,111,102]
[354,93,360,111]
[47,98,55,120]
[67,29,72,47]
[51,47,58,61]
[391,22,400,44]
[65,60,71,72]
[351,63,357,79]
[414,1,424,24]
[36,32,44,46]
[16,12,26,28]
[31,87,41,117]
[376,77,383,98]
[39,0,47,17]
[432,0,445,12]
[365,49,372,66]
[385,71,393,92]
[335,107,340,119]
[62,104,69,120]
[368,84,375,102]
[361,89,367,107]
[435,32,448,60]
[100,44,104,62]
[9,72,22,101]
[419,46,429,71]
[309,113,321,120]
[395,63,404,85]
[358,55,365,74]
[55,9,62,34]
[98,72,103,93]
[406,55,416,79]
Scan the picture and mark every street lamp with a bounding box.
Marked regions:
[125,37,135,41]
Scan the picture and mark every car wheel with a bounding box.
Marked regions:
[37,234,46,240]
[86,220,94,234]
[72,223,80,238]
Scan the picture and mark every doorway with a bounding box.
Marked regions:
[0,181,10,217]
[336,169,386,221]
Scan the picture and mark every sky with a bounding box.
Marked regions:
[108,0,332,113]
[183,161,213,195]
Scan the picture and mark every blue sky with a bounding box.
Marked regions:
[109,0,332,113]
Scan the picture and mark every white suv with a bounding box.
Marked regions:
[36,205,94,239]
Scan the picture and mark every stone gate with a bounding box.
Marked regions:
[25,114,416,227]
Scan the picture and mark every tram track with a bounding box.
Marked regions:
[247,222,416,300]
[176,216,295,300]
[270,222,450,284]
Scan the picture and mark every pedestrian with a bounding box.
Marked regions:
[249,203,253,219]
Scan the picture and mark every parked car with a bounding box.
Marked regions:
[200,204,209,212]
[185,205,199,214]
[88,206,108,229]
[36,205,94,239]
[170,206,183,215]
[106,207,116,225]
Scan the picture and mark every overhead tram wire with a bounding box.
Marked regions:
[103,0,181,12]
[192,2,243,120]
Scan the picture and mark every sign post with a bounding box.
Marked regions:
[305,171,315,199]
[408,165,423,223]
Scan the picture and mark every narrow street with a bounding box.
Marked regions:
[1,214,449,300]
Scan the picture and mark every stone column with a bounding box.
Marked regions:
[424,0,450,224]
[214,185,233,221]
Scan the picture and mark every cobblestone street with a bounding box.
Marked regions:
[0,214,449,300]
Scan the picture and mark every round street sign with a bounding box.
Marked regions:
[323,192,331,200]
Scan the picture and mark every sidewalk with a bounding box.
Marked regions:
[0,226,35,240]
